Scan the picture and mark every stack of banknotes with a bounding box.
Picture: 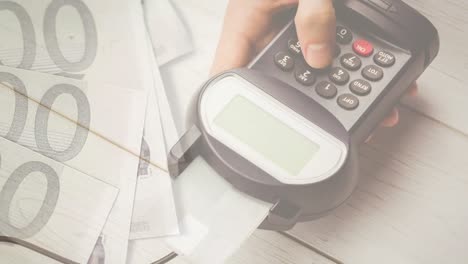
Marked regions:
[0,0,183,263]
[0,0,273,263]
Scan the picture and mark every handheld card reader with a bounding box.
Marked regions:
[168,0,439,231]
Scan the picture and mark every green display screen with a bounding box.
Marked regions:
[214,95,320,176]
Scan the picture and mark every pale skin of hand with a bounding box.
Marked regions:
[211,0,418,131]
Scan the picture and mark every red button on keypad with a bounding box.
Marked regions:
[353,40,374,57]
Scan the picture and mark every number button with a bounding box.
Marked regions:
[362,65,384,81]
[350,79,372,96]
[274,52,294,71]
[295,66,316,86]
[288,39,302,55]
[316,81,337,99]
[336,26,353,44]
[353,39,374,57]
[329,67,350,85]
[374,50,396,67]
[340,53,362,71]
[337,94,359,110]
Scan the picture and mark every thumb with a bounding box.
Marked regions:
[295,0,336,69]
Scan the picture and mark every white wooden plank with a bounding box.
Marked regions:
[400,0,468,134]
[168,230,336,264]
[288,108,468,264]
[402,67,468,134]
[404,0,468,82]
[228,231,335,264]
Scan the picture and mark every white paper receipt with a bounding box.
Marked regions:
[165,157,272,264]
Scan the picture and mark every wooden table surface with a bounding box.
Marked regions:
[161,0,468,263]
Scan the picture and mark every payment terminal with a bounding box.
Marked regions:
[168,0,439,230]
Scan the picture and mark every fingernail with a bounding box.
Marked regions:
[306,44,332,69]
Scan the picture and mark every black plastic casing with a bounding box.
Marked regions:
[169,0,439,230]
[173,69,360,230]
[333,0,439,145]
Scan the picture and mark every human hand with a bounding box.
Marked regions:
[211,0,418,131]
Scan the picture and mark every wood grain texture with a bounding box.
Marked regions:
[289,107,468,264]
[167,231,335,264]
[228,231,336,264]
[401,0,468,134]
